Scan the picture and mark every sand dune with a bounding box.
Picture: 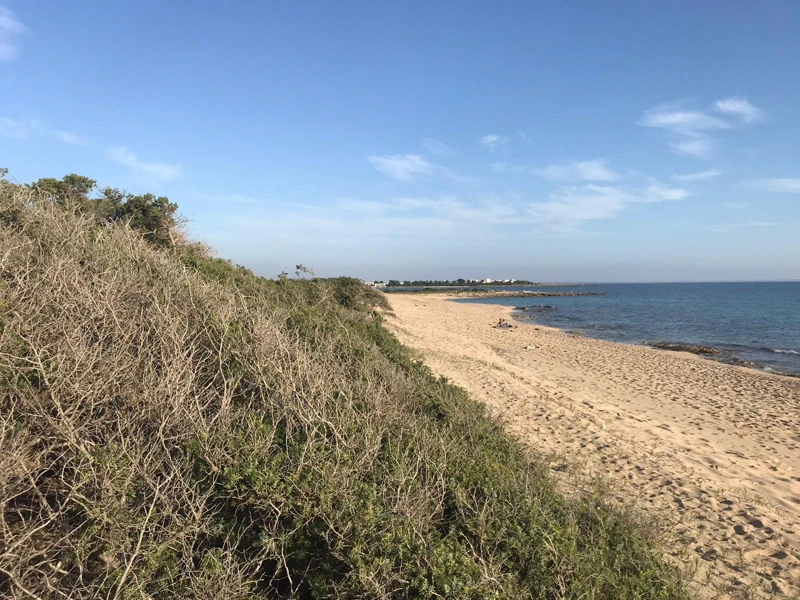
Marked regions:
[385,294,800,599]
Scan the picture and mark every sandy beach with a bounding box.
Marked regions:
[385,294,800,599]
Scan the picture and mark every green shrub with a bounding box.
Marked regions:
[30,173,179,246]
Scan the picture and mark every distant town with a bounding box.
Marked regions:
[365,278,534,288]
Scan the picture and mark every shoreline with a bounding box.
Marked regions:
[385,293,800,598]
[385,288,602,298]
[504,298,800,383]
[477,299,800,379]
[462,294,799,383]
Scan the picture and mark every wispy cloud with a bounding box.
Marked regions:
[639,98,766,161]
[0,116,28,140]
[220,179,691,257]
[669,138,716,159]
[422,138,453,157]
[1,116,92,147]
[673,169,722,181]
[351,196,523,226]
[638,103,729,137]
[232,195,533,249]
[108,146,183,181]
[0,7,27,62]
[742,179,800,194]
[368,153,477,184]
[368,154,437,181]
[710,221,777,233]
[534,159,618,182]
[527,184,687,233]
[479,134,507,151]
[491,162,526,173]
[714,97,765,123]
[528,186,628,233]
[641,185,689,202]
[53,130,91,147]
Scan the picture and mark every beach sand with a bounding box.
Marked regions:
[385,294,800,599]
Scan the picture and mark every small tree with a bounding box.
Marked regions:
[29,174,180,247]
[33,174,97,202]
[114,191,179,247]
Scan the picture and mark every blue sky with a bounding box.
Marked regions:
[1,1,799,281]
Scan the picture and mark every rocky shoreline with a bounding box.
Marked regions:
[643,341,721,356]
[643,341,800,377]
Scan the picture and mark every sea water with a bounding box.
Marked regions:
[455,282,800,375]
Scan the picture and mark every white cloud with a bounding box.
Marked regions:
[640,98,766,161]
[1,117,92,148]
[0,116,28,140]
[108,146,183,181]
[479,134,507,151]
[491,162,525,173]
[528,183,687,233]
[714,97,765,123]
[216,180,690,256]
[640,102,726,160]
[669,138,716,159]
[641,185,689,202]
[368,154,437,181]
[528,186,629,233]
[710,221,777,233]
[534,159,619,182]
[422,138,453,157]
[368,153,477,184]
[529,184,689,233]
[230,195,533,251]
[673,169,722,181]
[53,130,90,147]
[638,103,730,137]
[341,195,524,226]
[0,7,28,62]
[743,179,800,194]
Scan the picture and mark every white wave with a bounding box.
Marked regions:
[773,348,799,355]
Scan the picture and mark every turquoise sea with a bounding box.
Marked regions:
[455,282,800,376]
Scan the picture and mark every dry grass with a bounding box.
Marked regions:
[0,180,688,598]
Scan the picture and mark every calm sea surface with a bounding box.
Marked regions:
[454,282,800,375]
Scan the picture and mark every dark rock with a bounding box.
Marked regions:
[644,342,720,356]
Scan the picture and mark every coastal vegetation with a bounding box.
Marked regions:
[0,174,687,598]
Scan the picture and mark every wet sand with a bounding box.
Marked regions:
[385,294,800,599]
